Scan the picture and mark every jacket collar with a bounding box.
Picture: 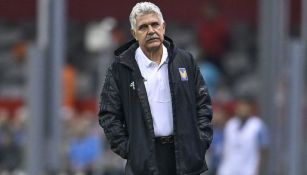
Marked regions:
[114,36,175,70]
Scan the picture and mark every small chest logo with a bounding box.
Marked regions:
[130,81,135,90]
[178,68,188,81]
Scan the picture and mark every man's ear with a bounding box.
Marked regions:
[162,22,166,35]
[131,29,137,40]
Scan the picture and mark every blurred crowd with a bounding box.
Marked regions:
[0,106,126,175]
[0,2,270,175]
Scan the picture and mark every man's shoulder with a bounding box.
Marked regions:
[172,48,195,64]
[174,47,192,58]
[110,59,134,72]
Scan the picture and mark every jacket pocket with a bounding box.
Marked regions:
[128,143,148,174]
[180,136,206,173]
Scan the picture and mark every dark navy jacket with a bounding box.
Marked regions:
[99,36,213,175]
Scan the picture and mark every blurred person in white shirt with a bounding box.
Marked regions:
[217,96,268,175]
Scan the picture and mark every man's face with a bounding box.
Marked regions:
[131,13,165,52]
[235,101,252,119]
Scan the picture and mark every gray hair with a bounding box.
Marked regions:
[129,2,164,30]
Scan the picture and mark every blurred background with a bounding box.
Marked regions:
[0,0,306,175]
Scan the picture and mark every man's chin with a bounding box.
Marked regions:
[146,42,162,50]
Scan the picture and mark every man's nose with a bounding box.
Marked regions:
[147,25,154,33]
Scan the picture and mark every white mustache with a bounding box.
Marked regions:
[146,35,159,41]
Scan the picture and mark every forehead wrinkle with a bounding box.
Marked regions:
[136,14,161,27]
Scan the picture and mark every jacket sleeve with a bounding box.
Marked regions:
[98,65,128,159]
[191,56,213,150]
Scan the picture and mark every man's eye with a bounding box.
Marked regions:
[139,25,147,31]
[152,23,160,28]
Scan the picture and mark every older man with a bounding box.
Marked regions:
[98,2,213,175]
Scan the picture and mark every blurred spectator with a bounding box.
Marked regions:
[0,123,22,173]
[62,64,76,110]
[199,60,221,96]
[197,1,229,69]
[67,116,103,175]
[0,108,9,129]
[221,22,256,81]
[217,97,269,175]
[10,106,27,150]
[0,41,27,98]
[84,17,124,97]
